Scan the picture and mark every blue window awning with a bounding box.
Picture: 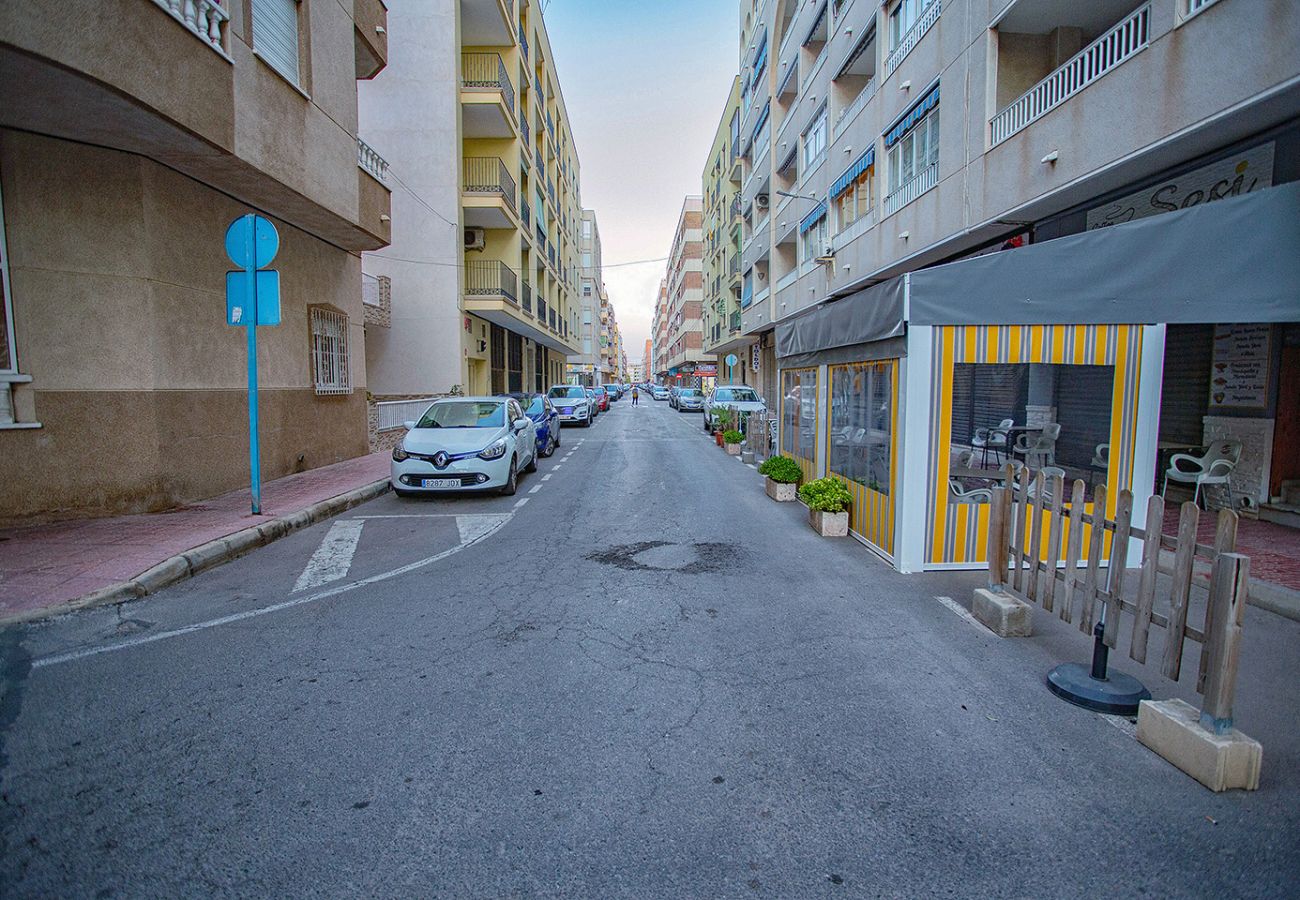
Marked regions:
[829,147,876,200]
[799,201,828,234]
[751,102,770,144]
[885,83,940,148]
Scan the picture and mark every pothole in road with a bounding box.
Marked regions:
[586,540,744,574]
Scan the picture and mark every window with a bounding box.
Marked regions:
[888,0,933,50]
[799,212,829,263]
[582,220,592,239]
[829,362,893,494]
[582,309,591,324]
[583,339,592,354]
[252,0,301,87]
[802,105,828,171]
[310,308,351,395]
[887,103,938,195]
[781,368,818,464]
[834,166,874,233]
[581,252,592,267]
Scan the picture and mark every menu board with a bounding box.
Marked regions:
[1209,324,1272,411]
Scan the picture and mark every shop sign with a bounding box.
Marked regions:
[697,364,718,376]
[1086,143,1274,230]
[1209,324,1272,412]
[751,344,761,372]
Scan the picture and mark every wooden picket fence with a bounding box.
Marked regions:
[987,464,1250,732]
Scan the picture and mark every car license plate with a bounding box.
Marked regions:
[561,407,573,414]
[422,478,460,489]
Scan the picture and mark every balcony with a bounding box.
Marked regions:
[730,311,742,334]
[521,280,533,314]
[357,138,388,183]
[884,0,941,79]
[521,117,531,149]
[462,156,517,227]
[353,0,388,79]
[833,77,877,140]
[362,272,390,328]
[465,259,518,305]
[460,0,514,47]
[883,162,938,217]
[990,4,1150,146]
[149,0,230,60]
[518,22,529,60]
[461,53,516,138]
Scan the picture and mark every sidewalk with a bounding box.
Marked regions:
[0,452,392,625]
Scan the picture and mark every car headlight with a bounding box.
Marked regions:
[575,403,588,414]
[479,438,508,461]
[392,445,409,462]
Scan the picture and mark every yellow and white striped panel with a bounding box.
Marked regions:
[779,367,819,484]
[925,324,1144,566]
[827,360,899,557]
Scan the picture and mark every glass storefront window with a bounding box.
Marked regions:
[829,362,893,494]
[781,368,818,462]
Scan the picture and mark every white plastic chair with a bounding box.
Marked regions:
[971,418,1013,466]
[1091,444,1109,469]
[1163,439,1241,508]
[949,478,992,504]
[1012,423,1061,469]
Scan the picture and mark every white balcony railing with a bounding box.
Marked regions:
[883,1,940,78]
[376,398,439,432]
[358,138,389,183]
[151,0,231,60]
[882,162,937,217]
[775,268,799,294]
[990,4,1150,146]
[833,77,878,139]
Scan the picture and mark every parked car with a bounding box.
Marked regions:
[668,386,682,409]
[547,384,593,427]
[605,384,621,401]
[391,397,537,497]
[676,388,706,412]
[585,388,601,417]
[704,385,767,432]
[652,386,671,401]
[591,385,610,411]
[507,392,560,457]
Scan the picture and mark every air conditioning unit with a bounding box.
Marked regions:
[755,193,770,210]
[464,227,486,252]
[816,245,836,263]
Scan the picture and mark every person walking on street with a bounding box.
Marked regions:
[631,386,639,406]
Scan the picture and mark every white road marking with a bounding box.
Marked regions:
[542,474,553,482]
[34,514,514,669]
[513,497,529,508]
[528,484,543,494]
[935,595,993,633]
[456,513,512,544]
[552,464,563,469]
[292,519,364,593]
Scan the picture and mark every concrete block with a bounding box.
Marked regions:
[971,587,1033,637]
[765,478,797,502]
[809,508,848,537]
[741,450,755,464]
[1136,698,1262,792]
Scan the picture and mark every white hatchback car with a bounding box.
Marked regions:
[391,397,537,496]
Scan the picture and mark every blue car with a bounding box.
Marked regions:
[507,392,561,457]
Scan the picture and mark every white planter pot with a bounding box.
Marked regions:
[809,508,849,537]
[765,477,797,502]
[725,443,742,456]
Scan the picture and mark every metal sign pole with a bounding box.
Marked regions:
[244,219,262,515]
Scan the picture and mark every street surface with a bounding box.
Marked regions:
[2,399,1298,897]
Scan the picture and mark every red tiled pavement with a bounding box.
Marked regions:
[0,452,391,620]
[1163,505,1300,591]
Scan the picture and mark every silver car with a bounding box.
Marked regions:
[704,386,766,431]
[676,388,706,412]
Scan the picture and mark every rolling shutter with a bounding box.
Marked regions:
[1159,325,1213,445]
[253,0,300,86]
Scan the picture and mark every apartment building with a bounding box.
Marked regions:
[567,209,603,385]
[652,281,669,381]
[361,0,582,402]
[0,0,391,521]
[658,198,711,389]
[700,78,753,386]
[737,0,1300,569]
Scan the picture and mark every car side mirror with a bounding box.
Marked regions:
[514,417,530,432]
[403,420,416,430]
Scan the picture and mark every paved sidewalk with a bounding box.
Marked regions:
[0,452,391,623]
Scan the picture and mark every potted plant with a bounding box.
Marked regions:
[758,455,801,501]
[723,429,744,455]
[710,407,733,446]
[798,477,852,537]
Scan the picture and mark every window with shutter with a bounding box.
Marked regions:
[252,0,301,87]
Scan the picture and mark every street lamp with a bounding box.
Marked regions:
[775,189,819,202]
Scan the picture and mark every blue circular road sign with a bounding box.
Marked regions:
[225,214,280,269]
[725,353,738,367]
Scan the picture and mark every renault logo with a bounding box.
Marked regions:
[433,452,450,469]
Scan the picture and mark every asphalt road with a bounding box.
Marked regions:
[2,397,1297,898]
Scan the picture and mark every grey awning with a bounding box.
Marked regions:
[908,181,1300,326]
[775,277,905,359]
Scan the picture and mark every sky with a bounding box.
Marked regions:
[542,0,740,365]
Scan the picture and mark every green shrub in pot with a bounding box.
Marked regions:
[798,477,852,513]
[758,455,802,484]
[722,429,744,446]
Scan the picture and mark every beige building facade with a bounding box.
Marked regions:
[0,0,391,521]
[658,198,709,389]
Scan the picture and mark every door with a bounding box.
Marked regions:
[1271,341,1300,497]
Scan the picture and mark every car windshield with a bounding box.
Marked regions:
[548,386,587,399]
[593,387,606,394]
[524,396,545,415]
[680,389,701,398]
[416,401,505,429]
[714,388,760,403]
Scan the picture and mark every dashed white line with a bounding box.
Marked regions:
[935,595,993,633]
[528,484,543,494]
[513,497,529,508]
[541,474,553,481]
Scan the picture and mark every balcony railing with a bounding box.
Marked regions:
[775,267,799,295]
[833,77,878,139]
[521,203,531,228]
[549,308,557,331]
[884,0,941,78]
[546,109,555,141]
[464,157,517,216]
[730,311,742,333]
[462,53,516,120]
[357,138,389,183]
[521,117,531,149]
[990,4,1150,146]
[465,259,519,305]
[537,298,547,321]
[518,22,529,59]
[883,161,938,216]
[151,0,230,59]
[521,280,532,314]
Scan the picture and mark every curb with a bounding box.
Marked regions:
[1,479,391,628]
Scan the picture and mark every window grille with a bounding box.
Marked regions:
[310,307,351,395]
